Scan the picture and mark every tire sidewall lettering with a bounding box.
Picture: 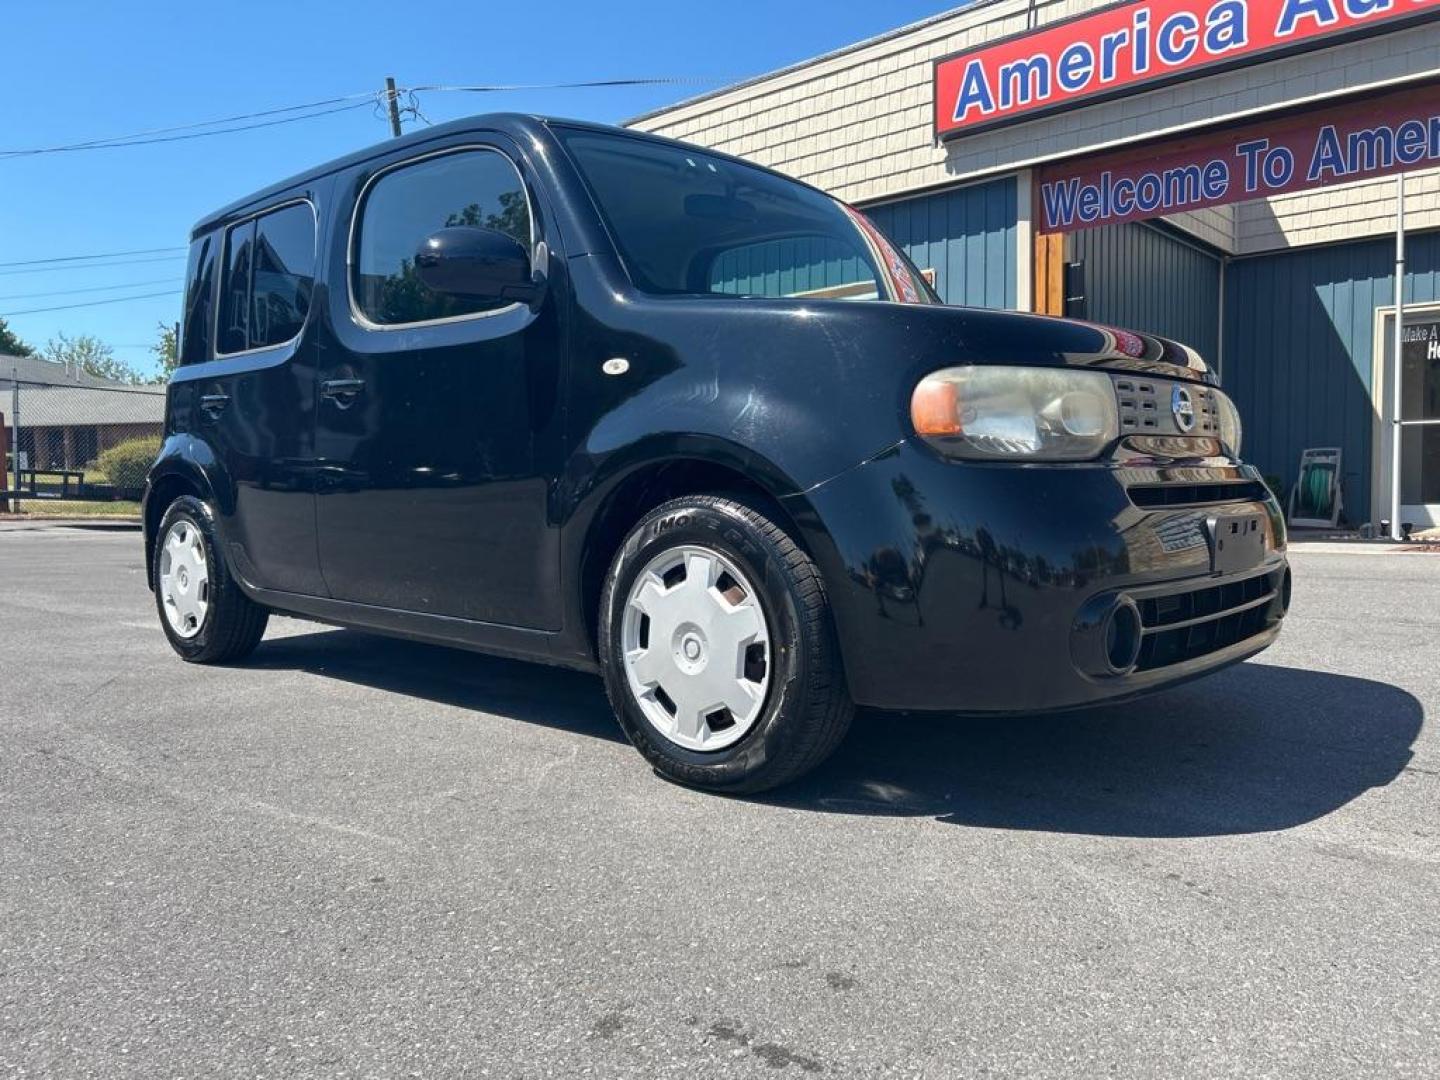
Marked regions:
[608,501,807,779]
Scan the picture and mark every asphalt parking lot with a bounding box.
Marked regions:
[1,524,1436,1079]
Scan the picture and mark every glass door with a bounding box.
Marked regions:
[1385,312,1440,528]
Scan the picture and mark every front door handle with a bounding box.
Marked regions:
[320,378,366,407]
[199,393,230,420]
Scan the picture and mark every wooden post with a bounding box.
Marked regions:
[1,412,10,513]
[1033,231,1066,316]
[385,77,403,138]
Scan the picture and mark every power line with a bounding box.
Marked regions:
[0,254,187,277]
[1,290,176,317]
[0,277,182,302]
[0,77,742,157]
[411,77,741,93]
[1,92,380,157]
[0,246,185,268]
[0,99,375,157]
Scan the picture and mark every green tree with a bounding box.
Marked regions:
[151,321,178,379]
[0,316,34,357]
[40,332,148,385]
[444,192,530,244]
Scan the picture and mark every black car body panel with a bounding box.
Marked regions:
[146,113,1288,712]
[787,437,1286,711]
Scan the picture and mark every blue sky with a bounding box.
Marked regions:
[1,0,956,375]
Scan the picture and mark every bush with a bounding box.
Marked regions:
[93,435,161,494]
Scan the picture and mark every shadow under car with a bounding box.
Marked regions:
[248,629,1421,838]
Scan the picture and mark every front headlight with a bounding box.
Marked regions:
[1214,390,1243,456]
[910,365,1118,461]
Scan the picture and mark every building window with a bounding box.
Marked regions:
[352,149,533,327]
[74,427,98,467]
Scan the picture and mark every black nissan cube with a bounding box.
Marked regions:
[144,114,1290,793]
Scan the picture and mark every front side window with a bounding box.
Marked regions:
[557,128,936,304]
[217,201,315,355]
[353,149,533,326]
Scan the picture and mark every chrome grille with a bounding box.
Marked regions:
[1113,375,1220,438]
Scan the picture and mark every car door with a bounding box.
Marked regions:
[188,196,327,597]
[313,137,565,628]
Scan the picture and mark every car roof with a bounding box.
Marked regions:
[190,113,835,239]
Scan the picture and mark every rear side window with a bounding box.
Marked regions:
[353,149,533,326]
[179,235,217,365]
[217,201,316,355]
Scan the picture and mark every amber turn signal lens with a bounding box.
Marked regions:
[911,377,962,436]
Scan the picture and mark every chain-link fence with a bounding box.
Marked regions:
[2,363,166,511]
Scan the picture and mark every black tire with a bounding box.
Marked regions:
[152,495,269,664]
[598,494,853,793]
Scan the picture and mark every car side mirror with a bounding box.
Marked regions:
[414,226,536,304]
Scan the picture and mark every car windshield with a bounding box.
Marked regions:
[557,128,936,304]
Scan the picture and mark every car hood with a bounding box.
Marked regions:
[852,300,1215,386]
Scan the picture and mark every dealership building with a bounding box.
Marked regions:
[631,0,1440,528]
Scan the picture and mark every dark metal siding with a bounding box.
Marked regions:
[708,237,872,297]
[866,178,1018,309]
[1224,231,1440,525]
[1069,221,1222,363]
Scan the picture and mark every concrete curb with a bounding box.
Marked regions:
[1289,540,1439,555]
[0,517,142,531]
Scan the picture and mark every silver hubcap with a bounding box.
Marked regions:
[159,520,210,639]
[621,545,771,751]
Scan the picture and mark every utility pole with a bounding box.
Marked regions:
[384,77,403,138]
[10,366,19,514]
[1391,173,1405,542]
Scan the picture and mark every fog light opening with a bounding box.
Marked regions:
[1280,567,1293,616]
[1105,598,1143,674]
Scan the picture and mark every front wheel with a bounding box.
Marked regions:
[598,494,852,793]
[153,495,269,664]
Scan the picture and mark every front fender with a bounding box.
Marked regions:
[551,430,845,666]
[558,430,808,523]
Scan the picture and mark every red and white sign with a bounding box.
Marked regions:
[934,0,1440,139]
[1035,82,1440,232]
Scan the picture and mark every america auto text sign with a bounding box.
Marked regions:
[934,0,1440,139]
[1035,83,1440,232]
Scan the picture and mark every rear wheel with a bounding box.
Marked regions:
[153,495,268,664]
[599,494,852,793]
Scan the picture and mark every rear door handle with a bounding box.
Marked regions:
[320,378,366,406]
[199,393,230,419]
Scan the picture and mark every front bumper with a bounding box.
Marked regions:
[788,439,1290,713]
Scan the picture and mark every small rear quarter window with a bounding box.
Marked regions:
[179,235,217,365]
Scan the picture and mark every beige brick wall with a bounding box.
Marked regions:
[1166,205,1237,253]
[630,0,1440,257]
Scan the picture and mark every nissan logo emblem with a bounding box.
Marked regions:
[1171,385,1196,432]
